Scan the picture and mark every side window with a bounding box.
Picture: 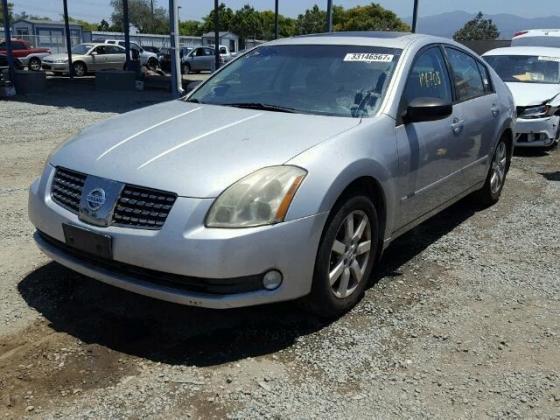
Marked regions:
[445,47,485,101]
[108,45,124,54]
[195,48,205,57]
[12,42,25,49]
[403,47,452,105]
[94,46,107,54]
[476,61,493,93]
[205,48,214,56]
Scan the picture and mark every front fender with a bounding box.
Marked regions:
[285,116,400,242]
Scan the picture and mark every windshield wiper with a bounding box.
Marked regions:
[224,102,297,113]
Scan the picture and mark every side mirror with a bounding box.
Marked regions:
[90,51,98,56]
[403,97,452,123]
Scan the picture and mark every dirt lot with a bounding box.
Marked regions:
[0,84,559,419]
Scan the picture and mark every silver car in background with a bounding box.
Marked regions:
[29,33,515,317]
[182,47,222,73]
[42,43,126,77]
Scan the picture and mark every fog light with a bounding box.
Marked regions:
[262,270,283,290]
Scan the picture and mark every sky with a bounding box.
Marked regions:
[11,0,559,24]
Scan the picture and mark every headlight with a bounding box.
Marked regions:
[520,105,550,119]
[206,166,307,228]
[53,59,68,64]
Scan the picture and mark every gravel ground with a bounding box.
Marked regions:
[0,84,559,419]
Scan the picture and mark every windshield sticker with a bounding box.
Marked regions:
[538,56,560,63]
[344,53,394,63]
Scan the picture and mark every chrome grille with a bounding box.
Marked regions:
[112,185,177,229]
[51,167,86,213]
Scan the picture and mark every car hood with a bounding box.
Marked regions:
[50,101,361,198]
[506,82,560,106]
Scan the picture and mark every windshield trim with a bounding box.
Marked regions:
[184,44,402,119]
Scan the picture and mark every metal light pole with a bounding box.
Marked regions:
[326,0,333,32]
[214,0,220,71]
[411,0,419,33]
[123,0,131,70]
[62,0,74,78]
[169,0,182,96]
[1,0,15,81]
[274,0,279,39]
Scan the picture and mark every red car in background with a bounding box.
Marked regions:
[0,39,51,71]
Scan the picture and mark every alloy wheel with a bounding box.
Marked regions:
[328,210,371,299]
[490,142,507,194]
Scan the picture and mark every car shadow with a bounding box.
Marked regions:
[513,148,551,157]
[18,199,475,367]
[539,171,560,182]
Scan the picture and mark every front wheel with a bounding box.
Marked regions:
[72,62,86,77]
[28,57,41,71]
[303,195,378,318]
[474,136,510,206]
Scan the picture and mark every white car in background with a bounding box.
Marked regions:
[512,29,560,48]
[104,40,159,70]
[484,46,560,148]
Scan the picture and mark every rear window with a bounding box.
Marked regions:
[512,37,560,48]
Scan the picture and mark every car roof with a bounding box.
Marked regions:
[264,32,457,50]
[483,46,560,57]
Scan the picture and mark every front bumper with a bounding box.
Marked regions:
[514,116,559,147]
[29,165,328,309]
[42,62,69,72]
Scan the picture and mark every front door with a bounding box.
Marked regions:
[395,46,467,228]
[90,45,108,71]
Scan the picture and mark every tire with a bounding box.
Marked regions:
[182,63,191,74]
[474,136,510,206]
[72,62,87,77]
[303,194,379,318]
[147,57,158,71]
[28,57,41,71]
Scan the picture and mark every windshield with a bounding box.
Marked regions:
[485,55,560,84]
[71,44,93,55]
[187,44,401,118]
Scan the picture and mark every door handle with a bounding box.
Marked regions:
[491,105,500,117]
[451,118,464,135]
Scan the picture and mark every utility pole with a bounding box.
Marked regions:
[1,0,15,81]
[169,0,182,96]
[274,0,279,39]
[326,0,333,32]
[123,0,131,70]
[214,0,220,71]
[150,0,154,33]
[411,0,419,33]
[62,0,74,78]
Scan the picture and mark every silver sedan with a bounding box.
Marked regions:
[29,33,515,317]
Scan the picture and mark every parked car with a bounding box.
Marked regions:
[158,46,192,72]
[0,39,50,71]
[218,44,234,62]
[512,29,560,48]
[142,45,160,55]
[29,33,515,318]
[104,40,159,70]
[0,53,25,70]
[42,43,126,77]
[182,46,223,73]
[484,46,560,148]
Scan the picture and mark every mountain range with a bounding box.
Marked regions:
[404,11,560,39]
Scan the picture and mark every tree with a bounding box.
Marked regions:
[201,3,234,34]
[179,20,203,36]
[335,3,409,32]
[97,19,110,31]
[453,12,499,41]
[230,5,263,41]
[0,2,14,26]
[296,5,325,35]
[67,16,97,32]
[110,0,169,34]
[259,10,296,39]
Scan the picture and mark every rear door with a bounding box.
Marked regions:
[443,46,499,189]
[395,46,466,227]
[105,45,126,69]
